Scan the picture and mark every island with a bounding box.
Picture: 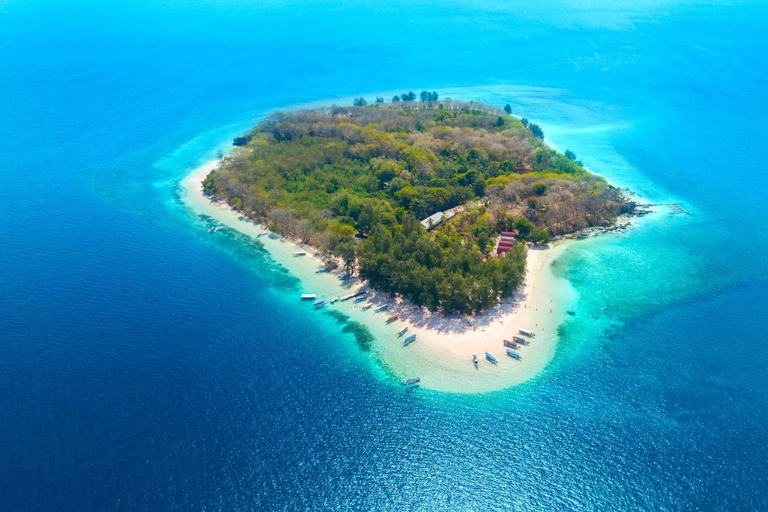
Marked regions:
[182,94,635,392]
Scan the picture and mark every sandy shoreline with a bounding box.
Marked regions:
[180,159,578,393]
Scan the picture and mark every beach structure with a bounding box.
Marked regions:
[495,231,516,255]
[420,205,463,231]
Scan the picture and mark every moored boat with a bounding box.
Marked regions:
[353,296,367,304]
[300,293,316,301]
[402,378,420,386]
[403,334,417,346]
[512,335,529,345]
[374,304,389,313]
[503,339,519,349]
[472,354,478,367]
[385,314,399,324]
[293,251,307,257]
[313,299,327,309]
[315,267,329,273]
[398,326,408,337]
[506,349,521,360]
[518,329,535,337]
[339,273,351,281]
[485,352,498,364]
[361,304,372,311]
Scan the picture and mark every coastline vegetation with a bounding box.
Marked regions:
[203,95,633,314]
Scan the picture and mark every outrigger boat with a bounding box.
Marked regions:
[293,251,307,257]
[343,290,367,301]
[353,296,367,304]
[329,297,339,304]
[402,378,420,386]
[208,226,218,233]
[506,349,521,360]
[403,334,417,346]
[472,354,478,367]
[361,304,372,311]
[339,273,351,281]
[313,299,327,309]
[256,231,268,237]
[485,352,498,364]
[397,326,408,337]
[503,340,519,349]
[385,314,399,324]
[518,329,535,337]
[512,335,529,345]
[374,304,389,313]
[315,267,329,273]
[300,293,316,301]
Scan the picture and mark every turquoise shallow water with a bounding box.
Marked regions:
[1,0,767,510]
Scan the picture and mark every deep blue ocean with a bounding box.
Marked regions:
[1,0,767,510]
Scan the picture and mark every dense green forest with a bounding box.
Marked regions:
[203,96,632,314]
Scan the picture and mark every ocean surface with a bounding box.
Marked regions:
[1,0,767,510]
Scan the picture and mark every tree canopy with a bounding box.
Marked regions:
[204,100,631,313]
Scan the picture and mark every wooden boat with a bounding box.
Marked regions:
[315,267,329,273]
[506,349,521,360]
[385,314,399,324]
[329,297,339,304]
[472,354,478,367]
[512,335,529,345]
[403,334,417,346]
[313,299,327,309]
[293,251,307,257]
[402,378,420,386]
[518,329,535,337]
[397,326,408,337]
[353,296,367,304]
[361,304,372,311]
[485,352,498,364]
[339,273,351,281]
[503,340,519,349]
[300,293,316,301]
[374,304,389,313]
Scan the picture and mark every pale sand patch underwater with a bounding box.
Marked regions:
[181,160,578,393]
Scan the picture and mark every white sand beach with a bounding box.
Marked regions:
[181,159,579,393]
